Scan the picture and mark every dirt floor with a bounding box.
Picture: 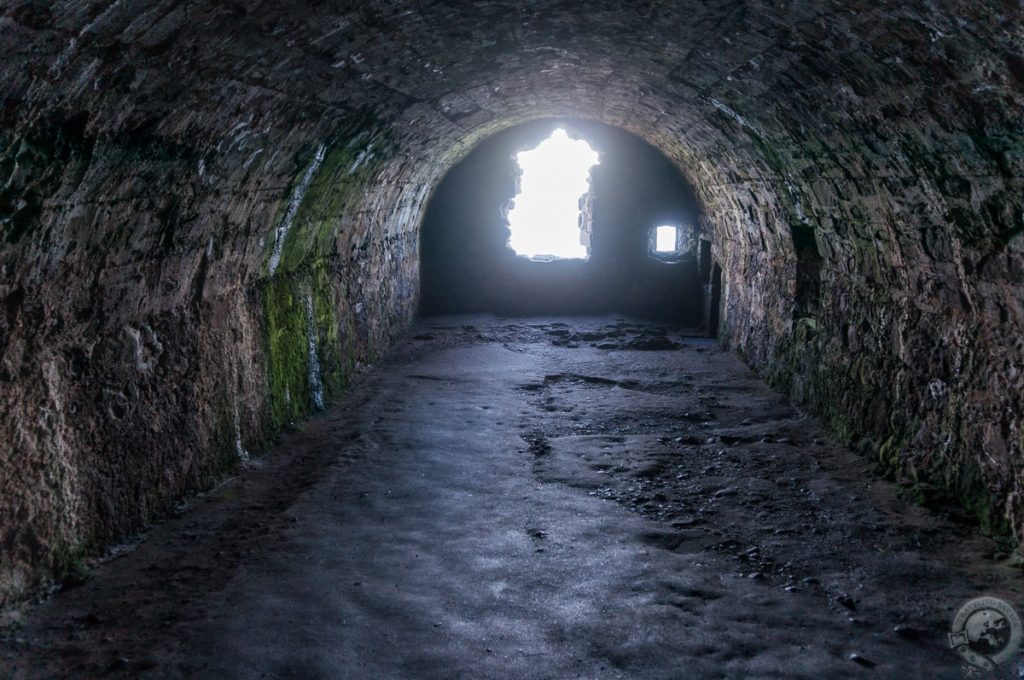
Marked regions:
[2,316,1023,679]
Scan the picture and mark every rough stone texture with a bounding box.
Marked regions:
[0,0,1021,607]
[5,318,1023,678]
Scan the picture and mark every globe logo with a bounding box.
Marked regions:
[949,597,1023,671]
[966,609,1011,654]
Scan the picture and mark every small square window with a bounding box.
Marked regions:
[649,224,688,261]
[654,225,678,253]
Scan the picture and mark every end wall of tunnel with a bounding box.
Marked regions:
[1,0,1022,609]
[420,119,706,321]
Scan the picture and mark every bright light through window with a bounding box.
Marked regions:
[507,129,600,260]
[655,225,678,253]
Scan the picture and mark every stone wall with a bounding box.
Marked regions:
[1,0,1021,608]
[0,108,431,605]
[420,119,704,320]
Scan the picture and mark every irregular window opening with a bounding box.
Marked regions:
[506,128,600,261]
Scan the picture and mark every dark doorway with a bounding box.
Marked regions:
[708,263,722,337]
[420,120,705,323]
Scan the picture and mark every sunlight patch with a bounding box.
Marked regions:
[654,225,679,253]
[507,129,599,260]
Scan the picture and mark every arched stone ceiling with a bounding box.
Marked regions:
[0,0,1021,607]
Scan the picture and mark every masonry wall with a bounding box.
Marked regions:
[0,107,434,605]
[420,120,704,321]
[1,0,1021,608]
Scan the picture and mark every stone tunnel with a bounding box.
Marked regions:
[1,1,1023,677]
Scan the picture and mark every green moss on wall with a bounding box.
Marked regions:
[256,121,398,435]
[263,272,313,432]
[51,545,92,590]
[769,327,1014,543]
[261,259,353,435]
[263,125,391,278]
